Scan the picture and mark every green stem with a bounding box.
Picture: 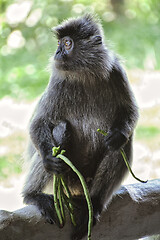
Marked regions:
[53,175,64,228]
[58,178,66,223]
[97,128,108,136]
[56,153,93,240]
[97,128,148,183]
[120,148,148,183]
[61,191,73,212]
[60,176,76,226]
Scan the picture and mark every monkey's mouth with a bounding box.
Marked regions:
[55,60,70,71]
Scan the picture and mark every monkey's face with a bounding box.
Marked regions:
[54,36,74,71]
[54,34,103,72]
[53,15,105,73]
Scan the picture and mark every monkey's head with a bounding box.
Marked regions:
[53,14,106,73]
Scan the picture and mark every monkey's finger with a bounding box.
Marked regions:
[46,216,55,224]
[44,156,67,174]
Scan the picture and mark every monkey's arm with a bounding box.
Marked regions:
[105,64,139,150]
[23,120,73,225]
[30,107,72,174]
[30,115,54,156]
[22,152,57,224]
[105,105,137,150]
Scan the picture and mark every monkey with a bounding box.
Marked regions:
[22,14,139,240]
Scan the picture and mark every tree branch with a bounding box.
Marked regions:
[0,179,160,240]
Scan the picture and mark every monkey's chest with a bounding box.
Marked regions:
[55,89,112,146]
[52,86,113,165]
[53,79,112,122]
[65,114,106,167]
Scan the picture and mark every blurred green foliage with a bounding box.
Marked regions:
[0,132,25,180]
[0,0,160,99]
[0,154,21,180]
[136,126,160,139]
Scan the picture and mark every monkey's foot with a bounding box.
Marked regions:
[70,197,96,240]
[24,193,57,225]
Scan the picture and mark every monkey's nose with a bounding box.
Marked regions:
[54,49,62,61]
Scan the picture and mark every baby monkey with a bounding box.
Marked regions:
[22,14,138,240]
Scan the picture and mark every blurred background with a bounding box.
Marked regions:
[0,0,160,238]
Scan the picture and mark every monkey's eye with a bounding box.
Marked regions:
[57,40,60,47]
[64,39,72,50]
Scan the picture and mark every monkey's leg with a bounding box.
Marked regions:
[22,153,56,224]
[71,143,132,240]
[90,140,132,218]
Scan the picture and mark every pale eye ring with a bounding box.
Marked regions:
[64,39,72,50]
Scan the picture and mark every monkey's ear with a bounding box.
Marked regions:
[92,35,102,45]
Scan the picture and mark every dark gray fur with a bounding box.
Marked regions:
[22,14,138,240]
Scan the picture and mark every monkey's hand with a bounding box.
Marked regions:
[104,129,128,151]
[71,197,97,240]
[43,152,68,175]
